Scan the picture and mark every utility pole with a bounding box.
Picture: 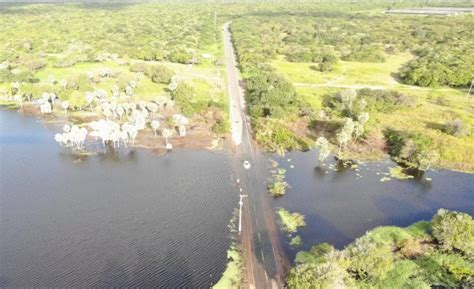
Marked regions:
[238,194,248,235]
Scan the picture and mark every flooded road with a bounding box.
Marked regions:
[0,109,236,288]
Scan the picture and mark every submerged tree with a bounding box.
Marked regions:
[315,136,331,165]
[336,118,354,158]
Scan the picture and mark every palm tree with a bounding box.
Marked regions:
[162,128,174,147]
[151,120,160,136]
[61,101,70,117]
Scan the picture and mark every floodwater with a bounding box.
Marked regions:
[0,109,236,288]
[2,108,474,285]
[272,150,474,260]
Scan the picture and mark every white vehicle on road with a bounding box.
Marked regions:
[243,161,251,170]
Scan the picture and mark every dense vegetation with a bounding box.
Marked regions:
[228,2,474,171]
[231,5,474,87]
[1,2,473,170]
[0,3,232,153]
[287,209,474,289]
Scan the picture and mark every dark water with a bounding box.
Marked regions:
[2,109,474,286]
[0,109,236,288]
[271,150,474,260]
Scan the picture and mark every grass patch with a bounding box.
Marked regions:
[273,53,412,86]
[290,235,302,248]
[277,208,306,233]
[213,246,241,289]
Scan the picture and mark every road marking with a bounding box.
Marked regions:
[257,232,261,242]
[255,217,259,228]
[260,249,265,262]
[252,203,256,212]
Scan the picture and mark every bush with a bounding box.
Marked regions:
[324,89,415,118]
[129,62,148,73]
[290,235,302,247]
[342,45,385,63]
[287,210,474,289]
[254,118,309,154]
[432,208,474,256]
[442,119,470,137]
[277,208,306,233]
[347,235,395,279]
[172,82,207,116]
[268,168,288,197]
[384,128,438,170]
[416,252,474,288]
[145,64,174,84]
[168,49,193,64]
[295,243,335,265]
[399,48,474,88]
[212,112,230,135]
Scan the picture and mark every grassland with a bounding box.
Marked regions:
[274,52,474,172]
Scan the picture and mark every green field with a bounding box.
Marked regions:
[273,52,474,171]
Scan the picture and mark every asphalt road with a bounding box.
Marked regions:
[223,22,289,289]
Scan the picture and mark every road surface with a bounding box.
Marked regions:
[223,22,289,289]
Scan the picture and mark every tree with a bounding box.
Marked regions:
[315,136,331,165]
[348,235,395,279]
[416,150,439,171]
[338,89,357,112]
[162,128,174,145]
[145,64,174,84]
[245,71,297,118]
[61,101,70,116]
[353,122,364,142]
[336,118,354,157]
[150,120,160,136]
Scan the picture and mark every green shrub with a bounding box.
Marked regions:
[172,82,207,116]
[268,168,288,197]
[129,62,148,73]
[384,128,438,170]
[168,49,193,64]
[254,118,309,154]
[442,119,471,137]
[145,64,174,84]
[347,235,395,279]
[295,243,334,265]
[290,235,302,247]
[432,208,474,256]
[277,208,306,233]
[342,45,385,63]
[416,252,474,288]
